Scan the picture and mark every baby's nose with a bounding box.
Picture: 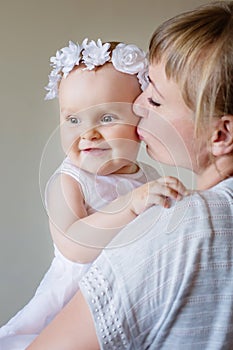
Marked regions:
[81,128,102,140]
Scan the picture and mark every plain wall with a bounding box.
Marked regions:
[0,0,208,325]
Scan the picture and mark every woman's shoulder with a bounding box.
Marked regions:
[183,177,233,214]
[163,177,233,230]
[105,177,233,251]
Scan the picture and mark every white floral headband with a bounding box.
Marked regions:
[45,38,149,100]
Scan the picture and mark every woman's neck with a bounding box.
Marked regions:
[196,154,233,190]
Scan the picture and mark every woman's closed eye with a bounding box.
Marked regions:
[148,97,161,108]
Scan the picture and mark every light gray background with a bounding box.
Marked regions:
[1,0,208,325]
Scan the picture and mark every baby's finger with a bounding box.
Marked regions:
[148,180,183,199]
[146,193,172,209]
[157,185,183,200]
[157,176,188,195]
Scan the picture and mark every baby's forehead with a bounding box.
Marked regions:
[59,64,141,108]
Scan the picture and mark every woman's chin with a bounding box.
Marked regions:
[146,145,174,167]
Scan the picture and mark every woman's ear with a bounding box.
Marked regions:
[211,115,233,156]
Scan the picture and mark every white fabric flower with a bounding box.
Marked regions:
[45,69,62,100]
[137,57,149,91]
[50,50,64,71]
[82,39,111,70]
[60,41,82,77]
[112,43,147,75]
[45,41,82,99]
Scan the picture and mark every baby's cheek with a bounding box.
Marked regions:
[120,125,139,141]
[60,130,78,153]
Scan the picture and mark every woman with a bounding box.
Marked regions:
[27,1,233,349]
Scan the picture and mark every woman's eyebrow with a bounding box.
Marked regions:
[148,75,164,99]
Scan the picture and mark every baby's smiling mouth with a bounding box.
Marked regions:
[81,147,111,156]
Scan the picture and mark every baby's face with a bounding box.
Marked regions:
[58,63,142,175]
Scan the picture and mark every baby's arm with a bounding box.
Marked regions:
[47,173,89,261]
[48,173,188,263]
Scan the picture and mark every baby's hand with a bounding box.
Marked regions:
[130,176,189,216]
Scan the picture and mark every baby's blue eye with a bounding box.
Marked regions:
[101,115,115,123]
[68,117,80,125]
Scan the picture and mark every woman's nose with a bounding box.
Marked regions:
[133,93,148,119]
[81,128,102,141]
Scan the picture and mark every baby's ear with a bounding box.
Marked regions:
[211,115,233,156]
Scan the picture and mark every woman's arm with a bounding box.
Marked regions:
[26,290,99,350]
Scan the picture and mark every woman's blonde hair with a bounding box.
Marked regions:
[149,1,233,136]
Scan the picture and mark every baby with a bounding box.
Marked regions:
[0,38,187,349]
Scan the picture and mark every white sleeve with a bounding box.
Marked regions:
[0,245,91,338]
[0,334,38,350]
